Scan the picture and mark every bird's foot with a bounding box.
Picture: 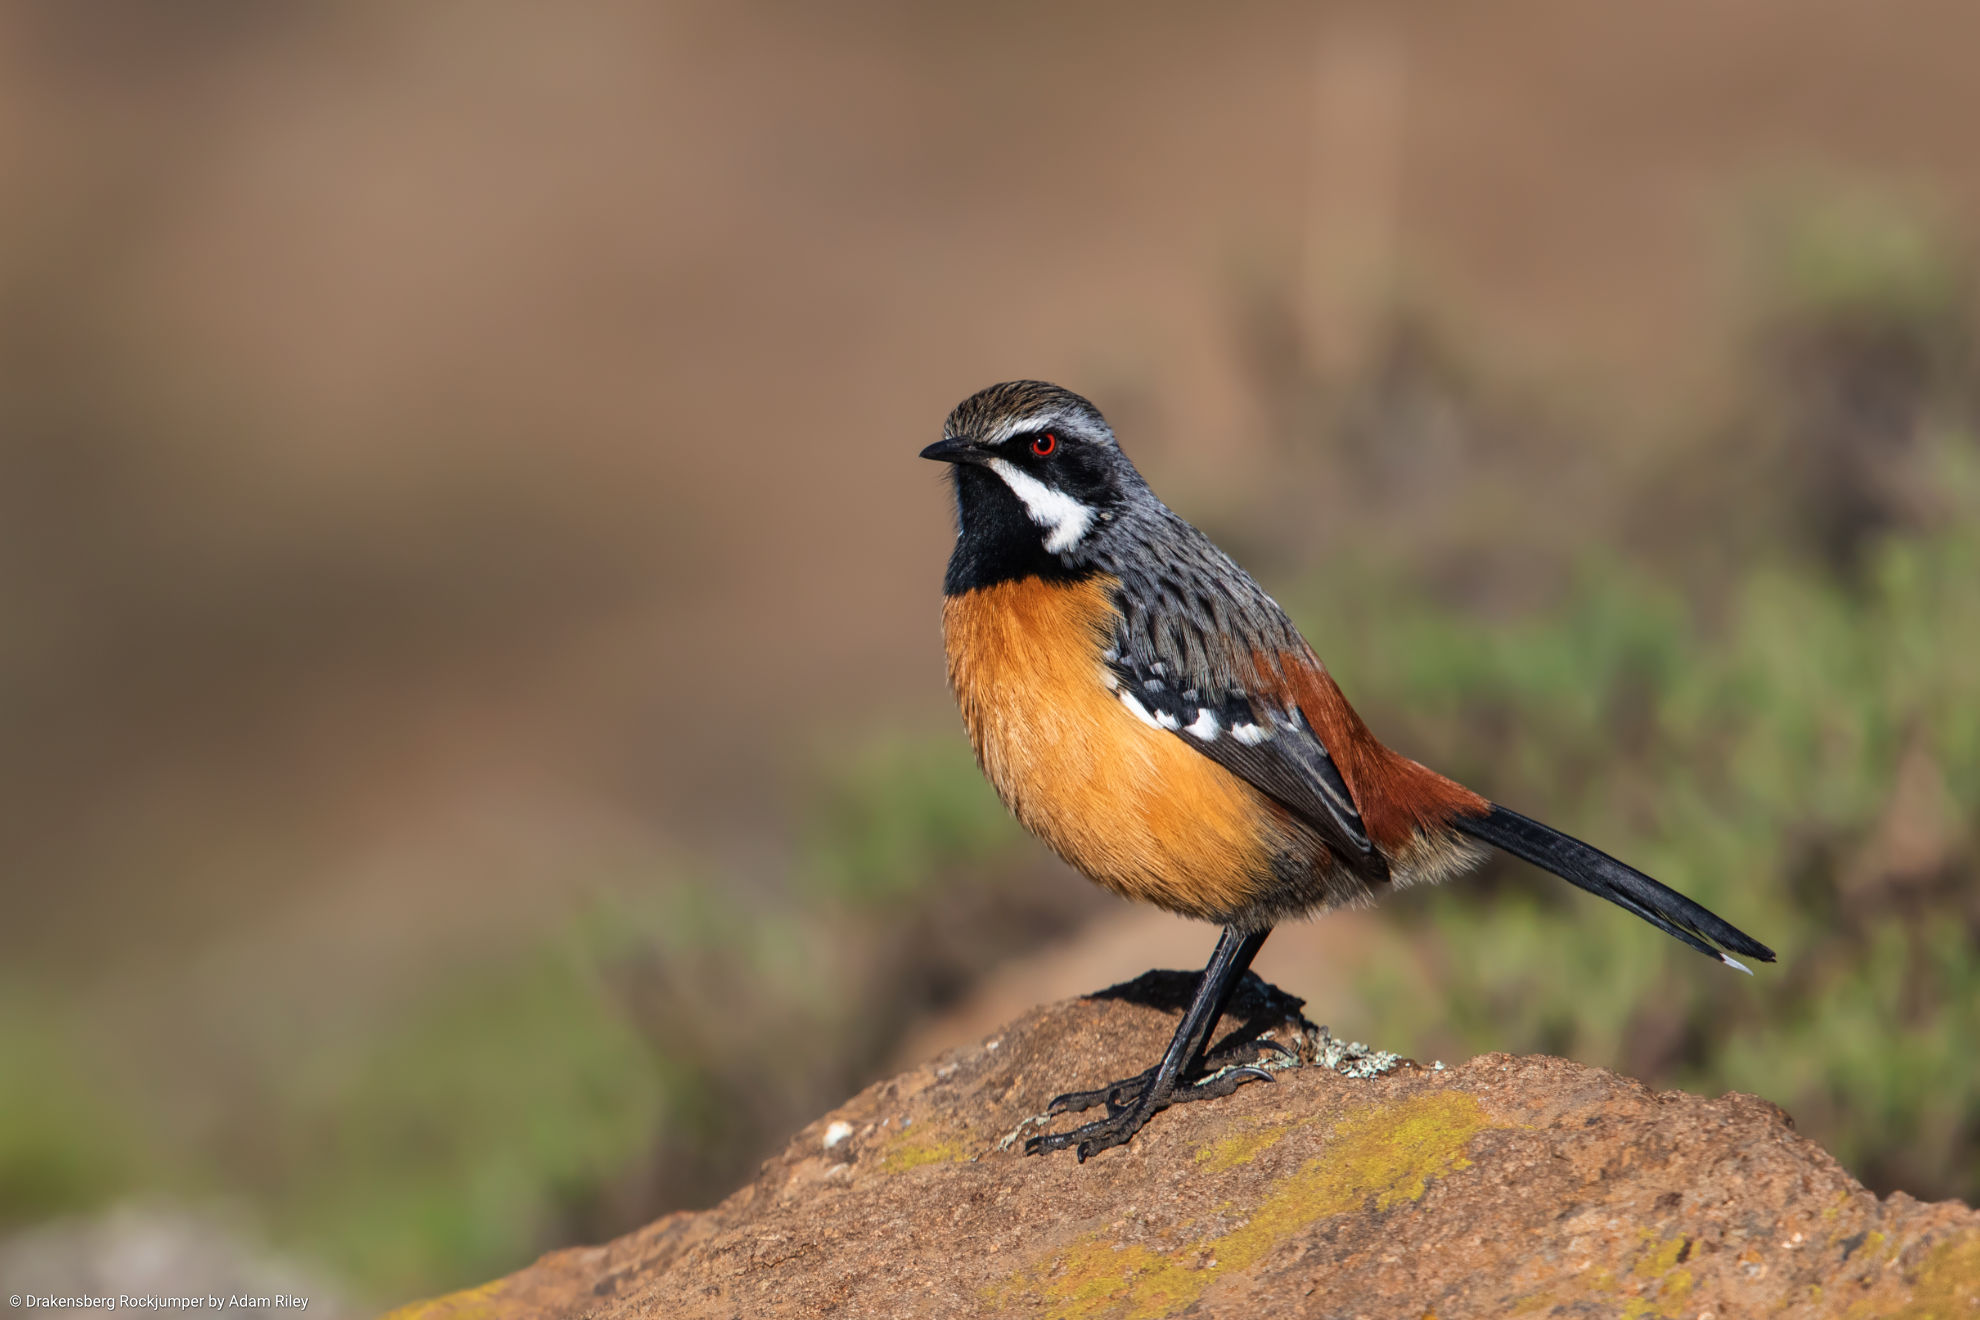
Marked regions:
[1023,1049,1280,1161]
[1040,1036,1294,1119]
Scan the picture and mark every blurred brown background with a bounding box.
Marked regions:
[6,1,1980,1311]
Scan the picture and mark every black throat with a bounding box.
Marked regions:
[942,464,1093,594]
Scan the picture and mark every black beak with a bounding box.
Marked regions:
[919,436,979,464]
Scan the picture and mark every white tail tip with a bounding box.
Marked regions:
[1722,955,1753,975]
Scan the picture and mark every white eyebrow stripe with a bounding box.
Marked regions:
[983,457,1096,553]
[983,409,1081,446]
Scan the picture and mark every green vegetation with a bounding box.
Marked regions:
[264,942,668,1296]
[1757,191,1964,332]
[1305,462,1980,1204]
[0,935,675,1301]
[803,732,1024,905]
[1278,198,1980,1203]
[0,741,1033,1305]
[0,992,162,1225]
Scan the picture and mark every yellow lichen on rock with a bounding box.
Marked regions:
[1193,1115,1301,1172]
[1533,1229,1705,1319]
[378,1279,510,1320]
[1846,1232,1980,1320]
[991,1090,1495,1319]
[876,1123,968,1173]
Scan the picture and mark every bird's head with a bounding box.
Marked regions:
[921,381,1145,583]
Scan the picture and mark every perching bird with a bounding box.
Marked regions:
[923,380,1773,1160]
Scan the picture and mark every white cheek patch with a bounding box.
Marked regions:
[984,457,1096,554]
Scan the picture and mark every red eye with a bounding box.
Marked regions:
[1031,432,1058,457]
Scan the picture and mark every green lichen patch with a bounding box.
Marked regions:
[989,1090,1495,1319]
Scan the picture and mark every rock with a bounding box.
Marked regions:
[388,974,1980,1319]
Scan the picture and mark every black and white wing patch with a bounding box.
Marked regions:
[1102,651,1385,881]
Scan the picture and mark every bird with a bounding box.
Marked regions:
[922,379,1775,1161]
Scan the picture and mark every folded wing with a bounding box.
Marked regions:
[1102,646,1388,886]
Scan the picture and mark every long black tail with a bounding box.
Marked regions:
[1451,804,1775,971]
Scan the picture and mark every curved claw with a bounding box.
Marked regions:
[1191,1064,1274,1096]
[1045,1088,1102,1118]
[1201,1035,1295,1070]
[1046,1066,1157,1117]
[1195,1060,1275,1092]
[1024,1128,1079,1156]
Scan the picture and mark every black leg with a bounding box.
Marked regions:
[1025,924,1274,1160]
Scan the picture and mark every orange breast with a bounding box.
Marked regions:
[942,575,1280,922]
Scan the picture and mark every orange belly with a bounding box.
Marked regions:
[942,574,1281,922]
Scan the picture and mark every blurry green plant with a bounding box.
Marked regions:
[1757,190,1966,334]
[0,992,160,1226]
[262,940,667,1299]
[802,733,1023,905]
[1299,460,1980,1201]
[1736,191,1975,575]
[0,731,1041,1307]
[0,924,680,1303]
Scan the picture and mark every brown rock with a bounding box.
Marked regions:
[389,975,1980,1319]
